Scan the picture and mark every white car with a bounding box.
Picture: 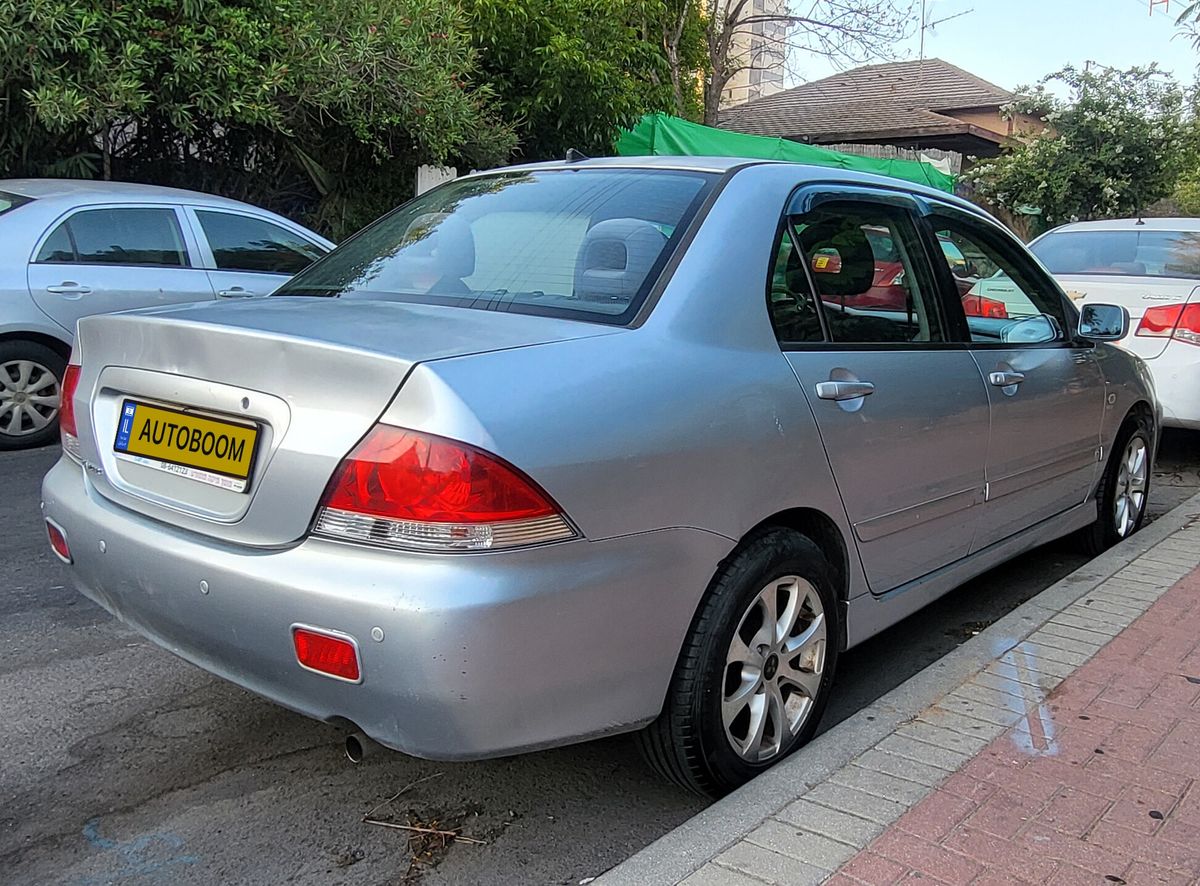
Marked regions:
[1030,218,1200,429]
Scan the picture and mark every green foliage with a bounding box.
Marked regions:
[968,65,1187,231]
[466,0,699,160]
[0,0,517,238]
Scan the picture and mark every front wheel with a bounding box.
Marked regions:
[637,529,839,797]
[1078,415,1153,556]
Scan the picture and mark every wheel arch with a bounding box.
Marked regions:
[0,330,72,361]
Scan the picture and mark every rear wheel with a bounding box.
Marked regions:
[0,340,66,450]
[637,529,839,797]
[1078,415,1153,556]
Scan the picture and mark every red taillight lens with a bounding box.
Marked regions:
[313,425,575,551]
[962,294,1009,319]
[293,627,361,682]
[59,362,81,440]
[46,520,71,563]
[1139,303,1200,345]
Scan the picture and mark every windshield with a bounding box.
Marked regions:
[275,168,716,324]
[0,190,31,216]
[1031,229,1200,280]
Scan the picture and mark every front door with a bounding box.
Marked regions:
[927,209,1106,549]
[770,191,990,593]
[27,205,214,336]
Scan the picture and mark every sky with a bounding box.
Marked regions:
[789,0,1198,92]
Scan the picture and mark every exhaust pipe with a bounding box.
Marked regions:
[345,731,377,764]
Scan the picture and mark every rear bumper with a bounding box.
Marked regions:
[42,457,731,760]
[1146,345,1200,429]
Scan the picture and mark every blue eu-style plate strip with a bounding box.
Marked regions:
[115,401,137,451]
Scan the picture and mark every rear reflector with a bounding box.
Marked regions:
[60,360,82,459]
[1136,303,1200,345]
[46,519,71,563]
[292,627,361,682]
[313,425,576,552]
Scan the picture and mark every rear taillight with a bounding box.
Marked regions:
[60,360,81,459]
[1137,303,1200,345]
[292,627,361,682]
[312,425,576,552]
[962,295,1008,319]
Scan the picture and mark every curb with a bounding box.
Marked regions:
[596,490,1200,886]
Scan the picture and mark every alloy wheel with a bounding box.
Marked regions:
[1113,436,1148,538]
[722,575,826,762]
[0,359,61,437]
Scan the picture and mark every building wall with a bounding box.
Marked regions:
[950,108,1047,140]
[720,0,788,108]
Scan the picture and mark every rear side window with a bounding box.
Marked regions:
[0,191,31,216]
[774,203,944,345]
[36,207,188,267]
[196,211,325,274]
[1032,229,1200,279]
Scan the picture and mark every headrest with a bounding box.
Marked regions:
[573,218,667,305]
[797,220,876,297]
[401,211,476,282]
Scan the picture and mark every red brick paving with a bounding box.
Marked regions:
[833,568,1200,885]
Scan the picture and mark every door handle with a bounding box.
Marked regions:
[815,380,876,401]
[45,282,91,294]
[988,370,1026,387]
[217,287,256,298]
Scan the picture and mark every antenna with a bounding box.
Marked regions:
[1149,0,1169,14]
[918,2,975,62]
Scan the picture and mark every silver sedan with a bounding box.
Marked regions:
[0,180,332,449]
[42,158,1156,797]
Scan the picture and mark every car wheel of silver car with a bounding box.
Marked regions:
[1079,413,1153,556]
[0,340,66,451]
[637,528,839,797]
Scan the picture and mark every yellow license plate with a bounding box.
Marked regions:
[113,399,259,492]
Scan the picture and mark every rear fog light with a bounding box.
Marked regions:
[46,519,71,563]
[293,626,361,682]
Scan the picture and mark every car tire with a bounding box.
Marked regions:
[637,528,839,798]
[1078,413,1153,557]
[0,340,67,451]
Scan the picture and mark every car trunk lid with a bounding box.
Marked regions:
[70,297,615,546]
[1054,274,1200,359]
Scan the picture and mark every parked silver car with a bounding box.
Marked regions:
[0,180,333,449]
[42,158,1156,797]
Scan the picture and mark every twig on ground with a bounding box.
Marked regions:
[362,817,487,845]
[360,771,445,822]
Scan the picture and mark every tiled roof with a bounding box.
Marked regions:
[719,58,1017,141]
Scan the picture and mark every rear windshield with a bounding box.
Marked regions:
[274,168,716,324]
[0,190,31,216]
[1031,229,1200,280]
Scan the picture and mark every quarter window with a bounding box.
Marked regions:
[36,208,188,267]
[779,203,944,345]
[931,215,1068,345]
[196,211,325,274]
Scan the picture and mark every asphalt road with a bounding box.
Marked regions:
[2,431,1197,886]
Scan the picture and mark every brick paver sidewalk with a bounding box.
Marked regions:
[829,567,1200,886]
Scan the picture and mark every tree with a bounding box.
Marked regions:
[465,0,703,160]
[0,0,517,238]
[968,65,1187,230]
[659,0,914,126]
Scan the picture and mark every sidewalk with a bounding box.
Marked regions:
[598,492,1200,886]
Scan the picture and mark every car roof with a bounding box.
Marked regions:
[474,155,983,216]
[1044,217,1200,234]
[0,178,257,211]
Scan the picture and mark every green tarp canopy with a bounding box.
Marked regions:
[616,113,955,194]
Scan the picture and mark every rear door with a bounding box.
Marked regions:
[771,186,990,593]
[925,207,1106,550]
[27,204,214,335]
[187,207,328,299]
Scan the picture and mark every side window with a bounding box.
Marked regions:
[768,228,825,343]
[932,215,1069,345]
[38,208,188,267]
[196,211,325,274]
[791,203,944,345]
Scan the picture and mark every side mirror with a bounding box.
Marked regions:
[1078,303,1129,341]
[1001,315,1061,344]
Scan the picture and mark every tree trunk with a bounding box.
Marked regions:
[101,126,112,181]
